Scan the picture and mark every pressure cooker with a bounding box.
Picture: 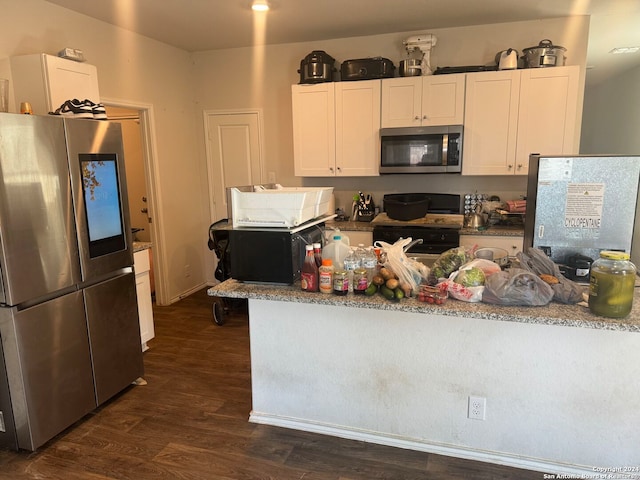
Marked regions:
[297,50,336,84]
[522,39,566,68]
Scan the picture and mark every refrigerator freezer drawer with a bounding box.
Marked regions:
[84,272,144,405]
[1,291,95,451]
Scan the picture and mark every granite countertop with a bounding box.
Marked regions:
[208,279,640,333]
[326,219,525,236]
[326,220,374,231]
[133,241,152,252]
[459,226,524,236]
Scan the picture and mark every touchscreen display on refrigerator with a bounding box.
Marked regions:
[80,153,126,257]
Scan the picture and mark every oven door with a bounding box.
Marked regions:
[372,226,460,255]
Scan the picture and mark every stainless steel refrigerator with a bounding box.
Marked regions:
[0,113,144,451]
[524,154,640,269]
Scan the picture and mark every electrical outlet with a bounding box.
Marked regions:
[468,396,486,420]
[184,264,191,278]
[0,411,5,432]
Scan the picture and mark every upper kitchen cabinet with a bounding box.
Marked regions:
[380,74,465,128]
[293,80,380,177]
[10,54,100,115]
[462,66,580,176]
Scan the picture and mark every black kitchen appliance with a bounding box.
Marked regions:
[434,65,498,75]
[229,220,325,285]
[383,193,430,221]
[298,50,336,84]
[373,194,462,258]
[340,57,395,81]
[380,125,463,174]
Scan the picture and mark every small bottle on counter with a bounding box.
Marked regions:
[343,248,359,293]
[319,259,334,294]
[361,247,378,283]
[588,251,636,318]
[353,267,369,294]
[313,243,323,268]
[333,269,349,296]
[301,244,319,292]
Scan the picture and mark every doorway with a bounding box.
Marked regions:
[204,110,265,222]
[103,100,165,304]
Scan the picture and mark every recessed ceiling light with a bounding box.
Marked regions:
[251,0,270,11]
[609,47,640,55]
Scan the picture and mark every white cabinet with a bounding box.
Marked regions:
[462,66,580,176]
[134,249,155,352]
[10,54,100,115]
[292,80,380,177]
[460,234,524,257]
[380,74,465,128]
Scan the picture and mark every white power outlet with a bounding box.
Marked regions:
[468,395,486,420]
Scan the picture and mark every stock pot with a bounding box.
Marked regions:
[522,39,566,68]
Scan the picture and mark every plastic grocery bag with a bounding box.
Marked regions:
[375,238,428,295]
[482,268,554,306]
[427,246,473,285]
[516,248,584,304]
[441,260,494,303]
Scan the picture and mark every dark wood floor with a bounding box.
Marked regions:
[0,288,546,479]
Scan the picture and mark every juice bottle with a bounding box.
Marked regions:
[301,244,319,292]
[313,242,323,268]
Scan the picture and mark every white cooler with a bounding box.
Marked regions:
[229,185,333,228]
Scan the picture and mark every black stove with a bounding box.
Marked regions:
[372,193,461,255]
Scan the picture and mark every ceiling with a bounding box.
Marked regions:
[45,0,640,86]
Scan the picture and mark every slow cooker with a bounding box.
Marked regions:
[522,39,566,68]
[298,50,336,84]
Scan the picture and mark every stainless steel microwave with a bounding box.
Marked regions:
[380,125,463,174]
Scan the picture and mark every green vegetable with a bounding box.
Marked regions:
[380,285,395,300]
[365,283,378,296]
[394,288,405,300]
[454,267,486,287]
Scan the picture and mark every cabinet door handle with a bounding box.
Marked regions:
[414,115,420,121]
[517,164,523,170]
[329,167,334,173]
[422,115,428,120]
[508,164,513,170]
[336,166,342,174]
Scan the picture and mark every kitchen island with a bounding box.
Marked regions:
[208,279,640,476]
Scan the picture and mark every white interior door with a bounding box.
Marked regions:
[205,111,263,221]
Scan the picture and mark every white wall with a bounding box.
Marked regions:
[581,64,640,155]
[0,0,209,304]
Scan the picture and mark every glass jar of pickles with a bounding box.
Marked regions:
[588,251,636,318]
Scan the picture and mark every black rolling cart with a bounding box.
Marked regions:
[207,219,246,325]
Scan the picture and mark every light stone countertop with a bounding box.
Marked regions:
[133,241,152,253]
[208,278,640,333]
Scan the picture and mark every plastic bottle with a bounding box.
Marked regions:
[588,251,636,318]
[361,247,379,283]
[343,248,360,293]
[356,243,366,266]
[301,244,318,292]
[319,259,334,294]
[313,242,323,268]
[322,235,351,269]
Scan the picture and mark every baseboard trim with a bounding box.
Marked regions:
[249,411,593,476]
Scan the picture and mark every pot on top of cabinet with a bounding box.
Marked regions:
[298,50,336,84]
[521,39,566,68]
